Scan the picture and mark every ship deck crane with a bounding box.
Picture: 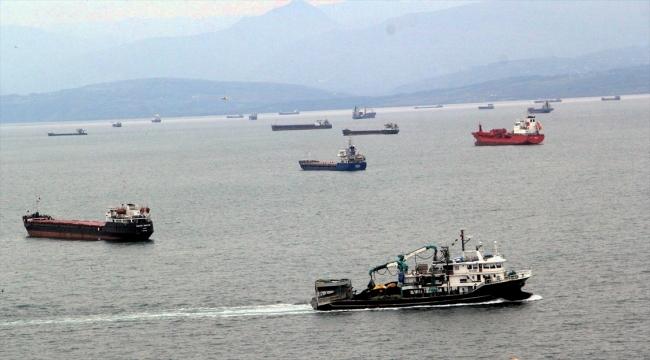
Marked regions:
[368,245,437,276]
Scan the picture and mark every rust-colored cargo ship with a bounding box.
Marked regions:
[22,203,153,241]
[472,115,544,146]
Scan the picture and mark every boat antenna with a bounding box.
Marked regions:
[460,229,472,251]
[35,187,40,213]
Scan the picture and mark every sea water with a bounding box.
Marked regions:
[1,95,648,359]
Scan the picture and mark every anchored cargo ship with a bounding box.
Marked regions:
[472,115,544,146]
[151,114,161,123]
[311,230,532,310]
[227,114,243,118]
[279,110,300,115]
[352,106,376,119]
[535,98,562,103]
[22,203,153,241]
[478,104,494,110]
[342,123,399,136]
[415,105,443,109]
[48,129,87,136]
[299,139,366,171]
[528,100,554,113]
[272,119,331,131]
[249,113,258,120]
[602,96,620,101]
[112,122,122,127]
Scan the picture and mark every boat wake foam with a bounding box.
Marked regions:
[1,304,313,328]
[2,296,542,327]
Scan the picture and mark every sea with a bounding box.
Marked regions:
[1,95,648,359]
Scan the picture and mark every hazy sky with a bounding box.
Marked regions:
[0,0,339,27]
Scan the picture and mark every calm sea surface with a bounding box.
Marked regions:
[1,96,648,359]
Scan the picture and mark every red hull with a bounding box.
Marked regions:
[472,129,544,146]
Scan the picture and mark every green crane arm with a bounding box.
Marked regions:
[368,245,437,275]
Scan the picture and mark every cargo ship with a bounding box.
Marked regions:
[415,105,443,109]
[151,114,161,123]
[602,95,620,101]
[22,203,153,241]
[352,106,376,119]
[227,114,244,118]
[272,119,331,131]
[535,98,562,103]
[472,115,544,146]
[299,139,366,171]
[249,113,258,120]
[311,230,532,310]
[48,129,87,136]
[478,104,494,110]
[112,122,122,127]
[279,110,300,115]
[342,123,399,136]
[527,100,554,113]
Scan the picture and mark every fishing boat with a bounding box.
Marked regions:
[22,203,153,241]
[601,96,620,101]
[112,122,122,127]
[342,123,399,136]
[272,119,331,131]
[311,230,532,310]
[471,115,544,146]
[47,129,87,136]
[299,139,366,171]
[527,100,554,113]
[151,114,162,123]
[478,104,494,110]
[249,113,258,120]
[352,106,377,119]
[227,114,244,118]
[279,110,300,115]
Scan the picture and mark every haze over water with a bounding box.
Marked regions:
[1,96,648,359]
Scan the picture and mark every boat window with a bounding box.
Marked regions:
[490,264,496,269]
[460,279,467,283]
[454,266,459,270]
[496,263,502,268]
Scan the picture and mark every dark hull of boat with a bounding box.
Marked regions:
[601,97,620,101]
[249,115,257,120]
[527,108,554,113]
[314,278,530,311]
[299,161,366,171]
[478,106,494,110]
[23,219,153,241]
[47,133,87,136]
[343,129,398,135]
[272,124,332,131]
[472,132,544,146]
[352,113,376,119]
[279,112,299,115]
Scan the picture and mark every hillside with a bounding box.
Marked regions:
[1,65,648,123]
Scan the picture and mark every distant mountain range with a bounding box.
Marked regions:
[1,0,648,96]
[2,64,647,123]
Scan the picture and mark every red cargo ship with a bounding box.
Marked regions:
[472,115,544,146]
[22,203,153,241]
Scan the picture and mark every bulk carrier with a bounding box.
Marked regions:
[22,203,153,241]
